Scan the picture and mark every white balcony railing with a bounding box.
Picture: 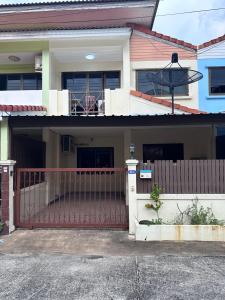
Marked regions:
[69,91,105,116]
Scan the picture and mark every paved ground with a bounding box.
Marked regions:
[1,229,225,256]
[1,253,225,299]
[1,230,225,299]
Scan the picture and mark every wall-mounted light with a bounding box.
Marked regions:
[129,143,135,159]
[8,55,21,62]
[85,53,96,60]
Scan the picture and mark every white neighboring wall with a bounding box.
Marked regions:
[198,40,225,59]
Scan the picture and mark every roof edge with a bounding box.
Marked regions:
[127,23,197,51]
[130,90,207,115]
[198,34,225,50]
[150,0,160,30]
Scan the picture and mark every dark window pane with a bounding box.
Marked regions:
[0,75,7,91]
[23,74,42,90]
[0,73,41,91]
[89,72,103,91]
[63,73,87,92]
[62,71,120,92]
[137,69,188,96]
[143,144,184,162]
[77,147,114,168]
[105,71,120,89]
[37,75,42,90]
[210,67,225,95]
[7,74,21,90]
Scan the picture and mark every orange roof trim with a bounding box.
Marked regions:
[128,23,197,51]
[199,34,225,50]
[0,105,47,112]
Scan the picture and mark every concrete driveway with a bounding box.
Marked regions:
[1,253,225,299]
[1,229,225,256]
[1,230,225,299]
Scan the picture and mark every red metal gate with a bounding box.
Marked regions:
[15,168,128,229]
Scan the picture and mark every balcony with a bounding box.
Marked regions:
[69,91,105,116]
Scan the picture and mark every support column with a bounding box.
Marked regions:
[126,159,138,235]
[1,160,16,234]
[124,129,131,162]
[42,49,50,108]
[1,118,9,160]
[122,39,131,91]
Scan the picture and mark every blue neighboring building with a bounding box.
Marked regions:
[198,36,225,113]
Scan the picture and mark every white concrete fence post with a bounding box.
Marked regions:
[126,159,139,235]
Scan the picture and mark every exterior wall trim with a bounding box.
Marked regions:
[0,28,131,41]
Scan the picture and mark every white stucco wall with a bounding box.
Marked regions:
[0,90,42,106]
[105,89,184,116]
[136,194,225,224]
[48,89,69,116]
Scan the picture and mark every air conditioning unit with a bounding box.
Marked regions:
[35,55,42,72]
[61,135,74,153]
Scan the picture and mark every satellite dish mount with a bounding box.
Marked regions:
[147,53,203,114]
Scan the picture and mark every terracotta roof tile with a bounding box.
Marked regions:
[127,23,197,51]
[199,34,225,49]
[0,105,46,112]
[130,90,207,114]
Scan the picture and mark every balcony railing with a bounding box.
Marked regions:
[69,91,105,116]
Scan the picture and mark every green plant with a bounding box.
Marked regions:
[175,199,224,225]
[145,184,163,223]
[188,200,224,225]
[139,219,163,226]
[0,222,3,233]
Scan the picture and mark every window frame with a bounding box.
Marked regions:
[208,67,225,96]
[136,68,189,97]
[0,73,42,91]
[62,71,121,91]
[77,147,114,168]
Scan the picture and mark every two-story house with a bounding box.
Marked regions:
[1,0,225,231]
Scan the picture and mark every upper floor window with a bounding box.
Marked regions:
[136,69,189,97]
[62,71,120,91]
[0,73,42,91]
[209,67,225,95]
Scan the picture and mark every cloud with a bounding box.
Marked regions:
[154,0,225,44]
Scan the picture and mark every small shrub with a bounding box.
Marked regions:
[0,223,3,233]
[144,184,163,224]
[139,219,163,226]
[175,199,224,226]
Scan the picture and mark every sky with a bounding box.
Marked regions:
[154,0,225,44]
[0,0,225,45]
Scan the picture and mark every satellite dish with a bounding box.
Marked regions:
[147,53,203,114]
